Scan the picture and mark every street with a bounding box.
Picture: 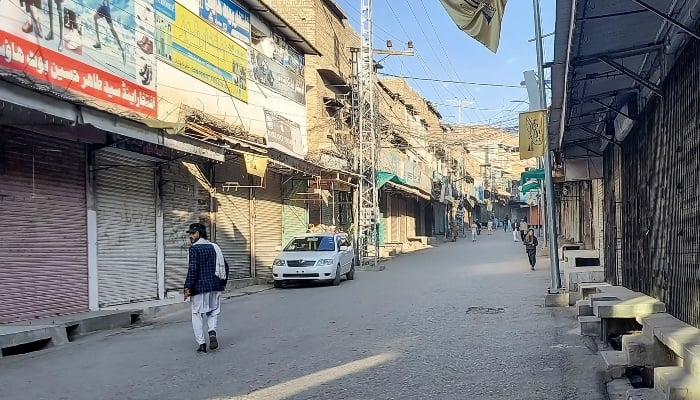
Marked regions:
[0,233,606,400]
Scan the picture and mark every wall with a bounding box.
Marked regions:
[273,0,358,162]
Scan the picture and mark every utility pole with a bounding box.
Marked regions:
[447,99,474,125]
[532,0,562,291]
[352,0,414,269]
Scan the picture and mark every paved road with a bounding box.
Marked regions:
[0,232,607,400]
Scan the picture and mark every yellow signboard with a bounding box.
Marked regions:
[519,110,547,160]
[156,2,248,101]
[243,153,268,178]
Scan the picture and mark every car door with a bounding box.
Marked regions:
[339,235,352,272]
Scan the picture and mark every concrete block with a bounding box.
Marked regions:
[626,388,665,400]
[602,350,628,380]
[579,282,612,300]
[594,297,666,319]
[569,290,581,306]
[607,379,635,400]
[0,325,68,356]
[655,366,700,400]
[563,266,606,291]
[545,292,570,307]
[577,299,594,317]
[580,316,602,337]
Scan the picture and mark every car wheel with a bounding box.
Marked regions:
[273,280,284,289]
[332,264,342,286]
[346,262,355,280]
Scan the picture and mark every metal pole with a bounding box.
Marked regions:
[533,0,562,291]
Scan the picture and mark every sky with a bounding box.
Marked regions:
[334,0,555,128]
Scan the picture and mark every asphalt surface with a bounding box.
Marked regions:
[0,232,607,400]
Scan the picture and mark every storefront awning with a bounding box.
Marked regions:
[384,181,430,201]
[377,171,407,189]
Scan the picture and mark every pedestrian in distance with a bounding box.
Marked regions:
[523,228,538,271]
[519,219,529,242]
[512,224,519,242]
[487,220,493,235]
[450,219,459,242]
[184,223,229,353]
[504,218,509,232]
[471,221,478,242]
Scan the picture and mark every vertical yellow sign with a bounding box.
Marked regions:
[519,110,547,160]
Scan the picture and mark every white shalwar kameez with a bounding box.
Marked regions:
[191,291,222,345]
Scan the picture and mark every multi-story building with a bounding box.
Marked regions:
[0,0,322,321]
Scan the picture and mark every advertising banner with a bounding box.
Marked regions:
[199,0,250,43]
[263,109,305,158]
[0,0,158,115]
[155,0,247,101]
[248,48,304,104]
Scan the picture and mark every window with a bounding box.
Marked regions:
[284,236,336,251]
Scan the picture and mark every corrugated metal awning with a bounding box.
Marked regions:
[549,0,700,159]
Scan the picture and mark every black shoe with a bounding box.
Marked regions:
[208,331,218,350]
[197,344,207,353]
[531,266,535,271]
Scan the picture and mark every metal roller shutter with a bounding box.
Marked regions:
[390,195,400,243]
[95,150,158,307]
[282,179,309,246]
[161,161,212,292]
[214,160,252,279]
[0,129,88,323]
[253,172,283,280]
[398,197,407,242]
[406,198,417,239]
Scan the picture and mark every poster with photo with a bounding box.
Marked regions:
[0,0,158,115]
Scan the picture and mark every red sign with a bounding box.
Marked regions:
[1,31,157,116]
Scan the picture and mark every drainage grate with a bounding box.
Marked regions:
[465,306,506,315]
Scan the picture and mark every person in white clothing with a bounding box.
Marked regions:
[184,223,229,353]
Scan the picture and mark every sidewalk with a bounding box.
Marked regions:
[0,285,272,358]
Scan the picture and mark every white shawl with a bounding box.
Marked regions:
[193,238,227,280]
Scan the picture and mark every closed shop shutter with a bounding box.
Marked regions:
[0,129,88,323]
[390,195,400,242]
[214,160,252,279]
[161,161,212,292]
[406,198,417,239]
[95,150,158,307]
[398,197,407,242]
[282,179,308,246]
[434,203,446,234]
[253,172,283,280]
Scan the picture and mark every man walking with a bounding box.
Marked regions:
[184,223,229,353]
[519,218,529,242]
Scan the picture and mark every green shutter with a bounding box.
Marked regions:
[282,179,309,246]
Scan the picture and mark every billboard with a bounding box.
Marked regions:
[0,0,158,115]
[199,0,250,43]
[263,109,305,158]
[155,0,247,101]
[249,48,304,104]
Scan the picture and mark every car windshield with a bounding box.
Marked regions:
[284,236,336,252]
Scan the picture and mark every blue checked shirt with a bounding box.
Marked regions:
[185,243,229,296]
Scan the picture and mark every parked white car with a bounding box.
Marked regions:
[272,232,355,288]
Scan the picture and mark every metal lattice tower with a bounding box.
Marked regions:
[357,0,378,267]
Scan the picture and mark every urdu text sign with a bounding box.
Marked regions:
[157,1,248,101]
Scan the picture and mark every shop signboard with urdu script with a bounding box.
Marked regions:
[155,0,247,101]
[0,0,158,115]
